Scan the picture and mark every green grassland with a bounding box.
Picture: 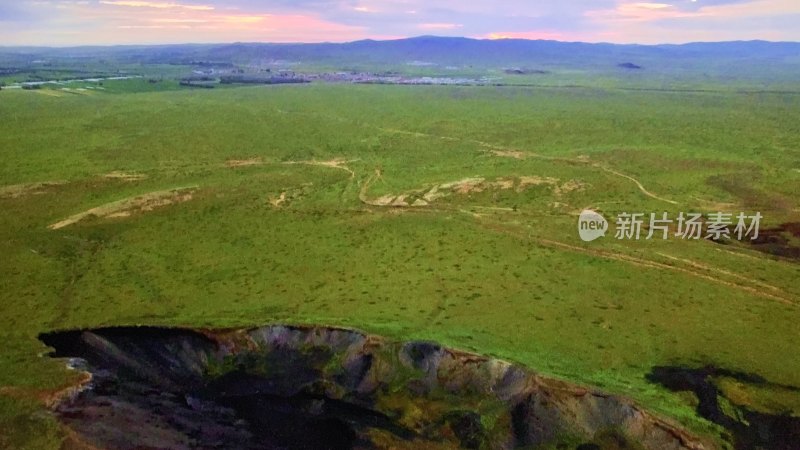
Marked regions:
[1,83,799,448]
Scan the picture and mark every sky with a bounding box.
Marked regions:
[1,0,799,46]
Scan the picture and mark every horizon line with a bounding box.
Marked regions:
[2,35,800,50]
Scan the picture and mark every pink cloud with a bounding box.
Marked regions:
[99,1,215,11]
[3,0,800,46]
[584,0,800,43]
[8,1,371,45]
[484,31,568,41]
[418,23,463,30]
[585,1,702,24]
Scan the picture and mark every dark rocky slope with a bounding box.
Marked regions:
[40,325,714,450]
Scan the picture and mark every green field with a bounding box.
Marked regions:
[1,82,799,449]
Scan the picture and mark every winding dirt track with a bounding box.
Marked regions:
[283,159,357,179]
[266,107,680,206]
[377,126,680,206]
[477,220,796,306]
[352,162,795,306]
[599,166,679,205]
[544,239,794,305]
[28,112,788,308]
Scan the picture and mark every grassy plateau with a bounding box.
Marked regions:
[1,79,799,448]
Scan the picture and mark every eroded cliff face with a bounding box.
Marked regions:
[40,325,714,450]
[648,366,800,450]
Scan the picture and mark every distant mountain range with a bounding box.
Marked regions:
[3,36,800,75]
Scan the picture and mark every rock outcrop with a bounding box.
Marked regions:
[40,325,715,450]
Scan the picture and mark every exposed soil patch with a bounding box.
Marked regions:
[379,124,678,206]
[648,366,800,450]
[48,187,197,230]
[361,176,586,208]
[491,150,526,160]
[556,179,587,196]
[268,184,312,208]
[269,192,288,207]
[102,171,147,181]
[284,159,357,178]
[39,325,711,450]
[226,158,264,168]
[0,181,68,199]
[440,177,487,194]
[488,146,678,205]
[517,176,559,192]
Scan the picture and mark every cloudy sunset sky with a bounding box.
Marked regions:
[1,0,799,46]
